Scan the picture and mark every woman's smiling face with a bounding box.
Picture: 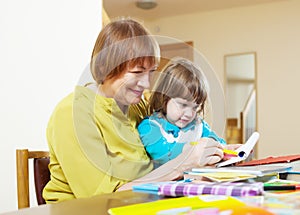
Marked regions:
[104,60,157,109]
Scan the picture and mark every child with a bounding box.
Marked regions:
[138,57,226,168]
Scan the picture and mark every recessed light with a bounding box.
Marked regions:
[136,0,157,10]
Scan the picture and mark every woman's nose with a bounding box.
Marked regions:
[138,72,150,89]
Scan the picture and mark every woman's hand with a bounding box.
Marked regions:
[181,138,224,168]
[117,138,225,191]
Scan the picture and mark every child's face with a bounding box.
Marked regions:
[166,97,199,128]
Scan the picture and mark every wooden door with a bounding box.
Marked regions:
[145,41,194,100]
[158,41,193,71]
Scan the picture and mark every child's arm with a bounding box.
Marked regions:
[138,117,169,167]
[201,120,226,145]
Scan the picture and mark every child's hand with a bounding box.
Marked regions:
[183,138,224,166]
[221,144,243,161]
[224,143,242,151]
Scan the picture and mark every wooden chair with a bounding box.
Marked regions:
[16,149,50,209]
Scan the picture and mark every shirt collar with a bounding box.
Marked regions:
[152,112,197,137]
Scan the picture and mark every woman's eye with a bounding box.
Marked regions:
[129,70,144,74]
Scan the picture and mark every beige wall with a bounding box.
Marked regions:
[145,0,300,158]
[0,0,102,212]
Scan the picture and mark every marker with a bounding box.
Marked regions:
[216,132,260,168]
[223,149,238,156]
[223,149,248,158]
[264,184,300,191]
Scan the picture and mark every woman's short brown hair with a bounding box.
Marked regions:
[90,18,160,84]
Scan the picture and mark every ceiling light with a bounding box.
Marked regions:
[136,0,157,10]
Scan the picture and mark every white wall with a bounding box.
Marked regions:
[144,0,300,159]
[0,0,102,212]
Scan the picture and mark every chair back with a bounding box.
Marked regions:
[16,149,50,209]
[33,157,50,205]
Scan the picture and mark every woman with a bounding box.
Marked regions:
[43,18,225,203]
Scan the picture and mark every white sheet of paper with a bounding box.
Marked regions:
[216,132,260,168]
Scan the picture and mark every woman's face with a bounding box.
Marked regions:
[104,60,157,109]
[166,97,199,128]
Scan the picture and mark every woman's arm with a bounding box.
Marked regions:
[118,138,224,191]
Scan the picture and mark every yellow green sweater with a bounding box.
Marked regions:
[43,86,153,203]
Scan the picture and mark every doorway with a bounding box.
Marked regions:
[224,52,257,157]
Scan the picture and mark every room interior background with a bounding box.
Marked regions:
[1,0,300,213]
[105,0,300,159]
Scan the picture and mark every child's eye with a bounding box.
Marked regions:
[181,104,188,108]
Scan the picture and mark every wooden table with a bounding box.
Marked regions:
[3,189,300,215]
[2,191,165,215]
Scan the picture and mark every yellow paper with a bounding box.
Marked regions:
[108,195,245,215]
[192,172,257,182]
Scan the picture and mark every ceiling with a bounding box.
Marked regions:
[103,0,284,20]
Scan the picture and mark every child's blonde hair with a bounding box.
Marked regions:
[149,57,209,116]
